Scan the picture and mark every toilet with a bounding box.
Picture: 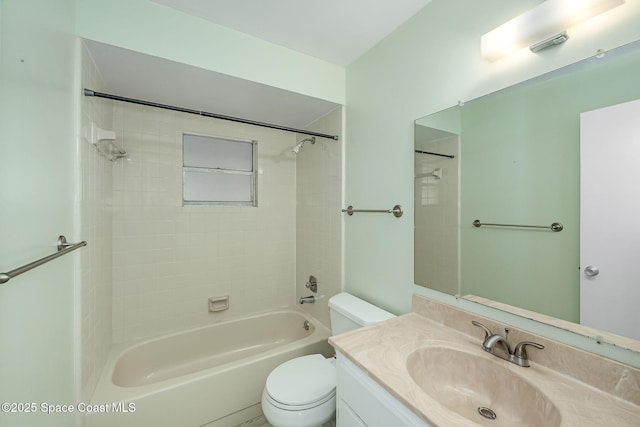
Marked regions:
[261,292,395,427]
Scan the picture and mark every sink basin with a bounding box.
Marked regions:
[406,346,561,427]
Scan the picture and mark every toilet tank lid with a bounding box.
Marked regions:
[328,293,395,326]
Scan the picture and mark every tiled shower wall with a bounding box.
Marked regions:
[111,103,298,342]
[414,135,459,295]
[79,42,113,401]
[296,108,343,326]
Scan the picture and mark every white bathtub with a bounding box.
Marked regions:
[86,308,333,427]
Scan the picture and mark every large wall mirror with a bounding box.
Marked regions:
[414,40,640,351]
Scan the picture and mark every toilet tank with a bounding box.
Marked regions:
[328,293,395,335]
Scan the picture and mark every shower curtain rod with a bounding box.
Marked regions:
[414,149,455,159]
[83,89,339,141]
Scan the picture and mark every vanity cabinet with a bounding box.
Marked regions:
[335,352,430,427]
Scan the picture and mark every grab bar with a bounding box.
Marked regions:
[0,236,87,284]
[472,219,563,232]
[342,205,403,218]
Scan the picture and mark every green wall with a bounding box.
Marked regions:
[0,1,78,426]
[461,49,640,322]
[345,0,640,366]
[75,0,345,104]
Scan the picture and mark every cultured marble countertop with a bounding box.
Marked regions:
[329,312,640,427]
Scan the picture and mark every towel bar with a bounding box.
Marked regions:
[0,236,87,284]
[472,220,563,232]
[342,205,403,218]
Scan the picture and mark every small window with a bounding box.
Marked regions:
[183,133,257,206]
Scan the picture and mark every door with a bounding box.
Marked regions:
[580,99,640,340]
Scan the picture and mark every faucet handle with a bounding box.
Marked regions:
[471,321,493,340]
[513,341,544,356]
[512,341,545,367]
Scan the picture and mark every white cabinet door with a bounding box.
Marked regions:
[337,400,367,427]
[580,98,640,340]
[336,353,431,427]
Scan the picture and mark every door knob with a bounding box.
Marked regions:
[584,266,599,277]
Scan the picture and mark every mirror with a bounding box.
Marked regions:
[414,40,640,350]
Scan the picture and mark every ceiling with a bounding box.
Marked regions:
[149,0,433,66]
[85,1,432,131]
[85,40,340,130]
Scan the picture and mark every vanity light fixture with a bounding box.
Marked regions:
[529,31,569,53]
[481,0,625,62]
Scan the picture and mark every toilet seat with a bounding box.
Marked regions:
[264,354,336,410]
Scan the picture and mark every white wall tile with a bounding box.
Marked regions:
[112,104,298,342]
[79,41,113,402]
[296,108,344,326]
[414,135,459,295]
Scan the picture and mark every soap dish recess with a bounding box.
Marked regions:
[208,295,229,312]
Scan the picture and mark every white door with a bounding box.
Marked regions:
[580,99,640,340]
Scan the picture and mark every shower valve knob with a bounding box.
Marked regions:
[305,275,318,293]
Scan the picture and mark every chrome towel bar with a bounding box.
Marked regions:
[0,236,87,284]
[342,205,403,218]
[472,219,563,232]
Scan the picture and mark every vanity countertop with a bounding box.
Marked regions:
[329,310,640,427]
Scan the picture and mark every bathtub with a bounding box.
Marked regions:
[85,308,333,427]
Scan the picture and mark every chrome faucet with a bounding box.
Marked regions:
[472,320,544,367]
[481,331,512,355]
[299,295,315,304]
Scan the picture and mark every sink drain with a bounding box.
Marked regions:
[477,407,497,420]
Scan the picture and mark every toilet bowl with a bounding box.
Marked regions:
[261,354,336,427]
[261,293,395,427]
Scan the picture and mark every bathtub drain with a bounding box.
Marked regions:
[477,407,497,420]
[303,320,310,331]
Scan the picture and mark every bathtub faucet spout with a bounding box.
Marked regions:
[299,295,315,304]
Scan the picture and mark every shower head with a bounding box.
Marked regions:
[292,137,316,155]
[292,141,304,154]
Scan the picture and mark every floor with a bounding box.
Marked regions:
[236,414,336,427]
[235,415,272,427]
